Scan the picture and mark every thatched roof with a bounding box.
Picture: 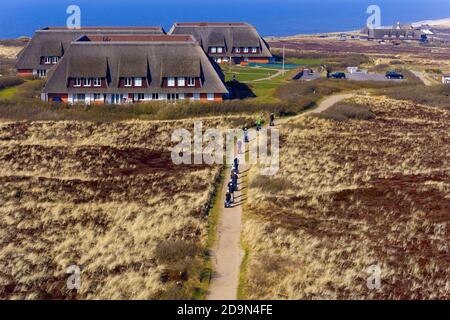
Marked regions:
[360,24,427,40]
[43,35,227,94]
[169,22,272,58]
[15,27,165,70]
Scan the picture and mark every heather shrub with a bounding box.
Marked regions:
[315,103,376,122]
[0,76,24,90]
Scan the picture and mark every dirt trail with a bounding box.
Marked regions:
[207,92,354,300]
[207,160,246,300]
[307,93,356,114]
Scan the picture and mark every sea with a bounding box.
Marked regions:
[0,0,449,39]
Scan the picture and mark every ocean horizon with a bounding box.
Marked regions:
[1,0,450,39]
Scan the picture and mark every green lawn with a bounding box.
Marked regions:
[222,65,280,82]
[222,64,299,103]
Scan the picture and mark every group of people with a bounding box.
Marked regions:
[224,157,240,208]
[256,112,276,132]
[224,113,276,208]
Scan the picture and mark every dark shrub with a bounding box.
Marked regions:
[315,103,376,122]
[250,175,294,193]
[0,76,24,90]
[155,240,201,263]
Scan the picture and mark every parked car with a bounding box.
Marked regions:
[386,71,404,79]
[329,72,346,79]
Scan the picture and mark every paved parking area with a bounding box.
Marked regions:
[346,73,405,82]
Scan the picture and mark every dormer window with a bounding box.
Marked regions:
[217,47,223,53]
[52,57,59,64]
[124,77,133,87]
[244,47,249,53]
[167,77,175,87]
[187,77,195,87]
[93,78,102,87]
[44,57,52,64]
[252,47,257,53]
[84,78,91,87]
[235,48,241,53]
[211,47,217,53]
[134,77,142,87]
[177,78,185,87]
[74,78,82,87]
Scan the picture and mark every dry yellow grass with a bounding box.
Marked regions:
[0,117,250,299]
[242,96,449,299]
[0,45,22,59]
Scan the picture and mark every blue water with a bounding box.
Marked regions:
[0,0,449,38]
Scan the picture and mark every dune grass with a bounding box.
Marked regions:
[241,95,450,299]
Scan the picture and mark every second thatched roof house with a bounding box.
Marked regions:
[15,26,165,78]
[168,22,272,64]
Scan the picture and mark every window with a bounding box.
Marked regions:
[187,77,196,87]
[124,77,133,87]
[193,93,200,101]
[75,94,85,102]
[207,93,215,101]
[44,57,51,64]
[252,47,257,53]
[84,78,92,87]
[167,77,175,87]
[52,57,59,64]
[244,47,249,53]
[152,93,159,100]
[136,93,145,101]
[210,47,217,53]
[37,69,47,78]
[217,47,223,53]
[168,93,179,101]
[235,47,241,53]
[177,78,185,87]
[134,77,142,87]
[74,78,82,87]
[93,78,102,87]
[94,93,102,100]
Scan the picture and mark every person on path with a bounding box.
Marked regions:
[233,157,239,173]
[243,127,249,143]
[228,180,235,203]
[232,172,238,191]
[256,118,262,131]
[224,191,232,208]
[270,113,275,127]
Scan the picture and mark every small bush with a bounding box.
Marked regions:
[0,76,24,90]
[315,103,376,122]
[155,240,201,263]
[250,175,294,193]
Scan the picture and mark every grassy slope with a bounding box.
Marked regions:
[241,95,450,299]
